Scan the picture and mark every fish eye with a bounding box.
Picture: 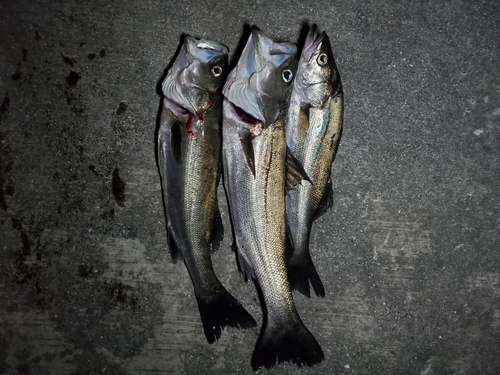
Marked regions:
[211,66,222,77]
[317,53,328,66]
[282,69,293,83]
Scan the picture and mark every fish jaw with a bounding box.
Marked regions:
[294,25,341,109]
[162,35,229,116]
[223,26,297,128]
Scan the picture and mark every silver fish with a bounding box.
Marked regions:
[157,35,256,343]
[285,25,343,298]
[222,26,323,370]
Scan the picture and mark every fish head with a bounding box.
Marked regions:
[223,26,297,127]
[295,25,341,108]
[162,36,229,116]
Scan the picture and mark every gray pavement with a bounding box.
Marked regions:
[1,1,499,374]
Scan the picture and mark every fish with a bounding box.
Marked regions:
[285,25,344,298]
[222,26,324,370]
[157,35,256,343]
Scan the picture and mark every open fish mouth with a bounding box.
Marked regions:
[301,25,324,60]
[164,97,191,115]
[228,101,262,125]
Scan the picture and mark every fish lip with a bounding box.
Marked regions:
[227,100,263,125]
[301,80,327,88]
[301,26,325,61]
[195,38,229,57]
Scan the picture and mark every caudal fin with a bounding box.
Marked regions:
[287,251,325,298]
[196,288,257,343]
[251,320,324,370]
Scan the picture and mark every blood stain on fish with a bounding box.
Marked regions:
[186,113,195,140]
[226,77,236,90]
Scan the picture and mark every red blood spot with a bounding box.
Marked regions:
[186,113,195,140]
[198,112,205,122]
[227,77,236,90]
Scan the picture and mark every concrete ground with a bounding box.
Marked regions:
[1,1,499,374]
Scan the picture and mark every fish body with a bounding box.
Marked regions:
[222,27,324,370]
[157,36,256,343]
[285,25,344,297]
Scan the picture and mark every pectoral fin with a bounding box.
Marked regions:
[167,226,183,263]
[297,107,310,141]
[285,148,311,192]
[240,131,256,177]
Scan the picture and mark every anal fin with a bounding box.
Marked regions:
[312,178,334,221]
[208,205,224,253]
[232,242,256,282]
[167,226,184,263]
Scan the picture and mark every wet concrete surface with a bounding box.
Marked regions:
[1,1,499,374]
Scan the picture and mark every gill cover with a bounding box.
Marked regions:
[162,36,229,115]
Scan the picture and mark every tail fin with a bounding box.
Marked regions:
[287,251,325,298]
[251,319,324,370]
[196,288,257,343]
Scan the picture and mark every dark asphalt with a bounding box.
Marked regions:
[1,1,499,374]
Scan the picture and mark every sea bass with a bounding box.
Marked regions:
[222,27,323,370]
[157,35,256,343]
[285,25,343,298]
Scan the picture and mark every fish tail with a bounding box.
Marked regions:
[287,250,325,298]
[196,288,257,344]
[251,319,324,370]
